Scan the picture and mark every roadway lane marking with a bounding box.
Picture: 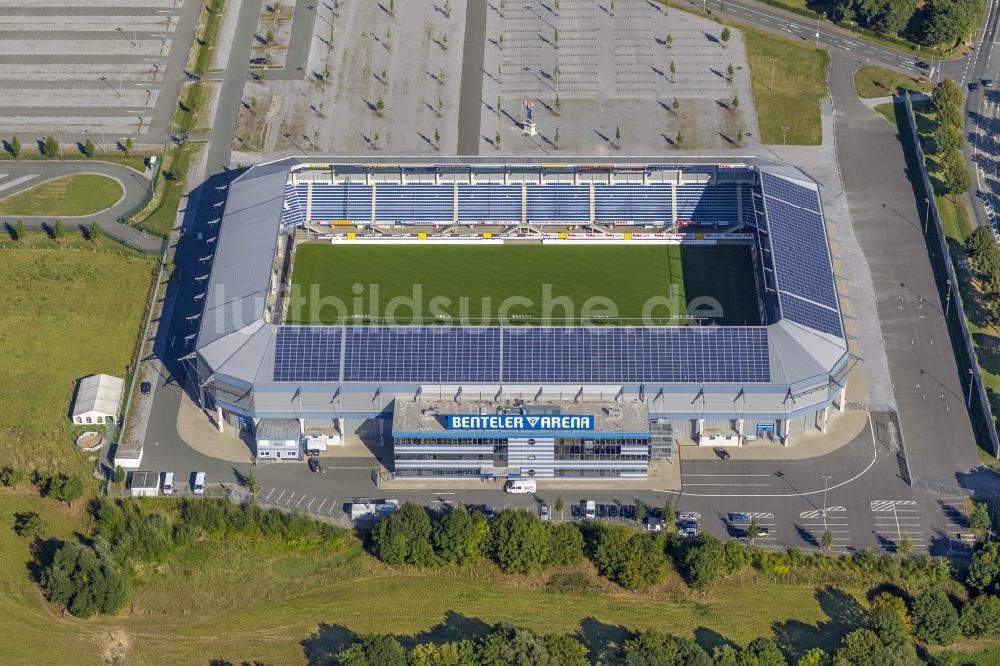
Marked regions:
[0,174,38,192]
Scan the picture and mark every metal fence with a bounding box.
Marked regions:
[904,93,1000,457]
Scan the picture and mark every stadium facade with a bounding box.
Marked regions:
[192,158,849,480]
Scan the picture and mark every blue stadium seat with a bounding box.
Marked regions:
[594,184,672,224]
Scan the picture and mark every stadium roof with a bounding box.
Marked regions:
[196,158,846,395]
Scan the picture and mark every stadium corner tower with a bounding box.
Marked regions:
[193,158,849,480]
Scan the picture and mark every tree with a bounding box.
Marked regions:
[737,127,744,145]
[439,68,446,83]
[969,541,1000,592]
[53,219,65,240]
[961,595,1000,637]
[0,466,25,488]
[410,641,476,666]
[834,628,920,666]
[970,500,992,531]
[265,28,275,45]
[898,535,912,555]
[441,33,448,49]
[554,28,559,45]
[113,465,125,486]
[376,96,385,114]
[615,125,622,144]
[870,592,913,633]
[676,130,683,146]
[732,96,740,109]
[932,79,963,126]
[13,512,46,538]
[922,0,980,47]
[444,0,452,16]
[727,62,735,80]
[594,525,665,590]
[434,127,440,145]
[672,97,679,111]
[622,630,712,665]
[478,625,551,666]
[433,505,481,565]
[9,135,20,157]
[743,637,787,666]
[546,522,583,566]
[870,602,910,645]
[337,635,407,666]
[41,541,129,618]
[13,219,25,242]
[83,138,95,158]
[554,496,564,519]
[495,131,501,149]
[372,132,379,148]
[370,502,434,566]
[490,509,549,573]
[635,501,647,523]
[543,634,588,666]
[554,94,562,114]
[912,588,960,645]
[683,534,724,587]
[666,33,673,47]
[670,60,677,79]
[89,222,103,241]
[933,122,962,153]
[380,68,387,82]
[721,539,748,574]
[389,0,395,15]
[244,468,256,495]
[796,648,830,666]
[554,125,560,149]
[124,137,133,157]
[721,27,731,47]
[941,149,972,198]
[43,136,58,158]
[53,474,83,505]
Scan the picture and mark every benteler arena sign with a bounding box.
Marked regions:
[446,414,595,432]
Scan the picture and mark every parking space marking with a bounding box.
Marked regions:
[872,501,926,550]
[799,506,846,518]
[316,498,327,512]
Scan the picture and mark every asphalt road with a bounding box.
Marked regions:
[0,160,161,252]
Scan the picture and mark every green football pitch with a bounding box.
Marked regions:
[287,243,759,326]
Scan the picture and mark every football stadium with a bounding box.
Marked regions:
[192,158,849,480]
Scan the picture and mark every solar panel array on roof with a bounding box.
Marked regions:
[274,327,342,382]
[271,326,771,384]
[502,328,769,383]
[759,172,842,338]
[343,328,501,383]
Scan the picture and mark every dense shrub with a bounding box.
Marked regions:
[41,541,129,618]
[370,502,435,566]
[911,588,960,645]
[960,594,1000,638]
[593,524,666,590]
[489,509,550,574]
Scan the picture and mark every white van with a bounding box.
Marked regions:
[504,479,536,494]
[584,500,596,520]
[193,472,206,495]
[162,472,174,495]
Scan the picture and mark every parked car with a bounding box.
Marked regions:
[482,505,496,519]
[608,504,619,519]
[539,504,550,521]
[649,507,664,520]
[192,471,206,495]
[161,471,174,495]
[504,479,536,494]
[713,447,731,460]
[677,521,700,538]
[250,56,268,65]
[915,60,929,69]
[597,504,608,519]
[644,516,663,532]
[969,82,980,91]
[584,500,596,520]
[570,504,583,518]
[984,79,995,87]
[140,381,151,396]
[621,504,636,520]
[751,526,769,538]
[308,457,321,473]
[727,512,751,526]
[677,511,701,522]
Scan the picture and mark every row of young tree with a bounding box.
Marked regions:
[3,135,133,158]
[928,79,973,200]
[826,0,983,47]
[370,503,956,592]
[30,498,350,618]
[5,219,104,242]
[323,589,998,666]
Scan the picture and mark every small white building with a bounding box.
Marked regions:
[128,470,160,497]
[255,418,302,460]
[71,374,124,426]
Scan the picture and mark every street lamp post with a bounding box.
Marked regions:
[769,57,777,92]
[923,197,929,233]
[968,368,975,406]
[781,126,790,146]
[945,279,953,317]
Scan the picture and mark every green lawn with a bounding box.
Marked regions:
[0,248,155,472]
[0,174,123,216]
[287,243,759,327]
[132,142,195,237]
[744,26,829,145]
[854,65,933,99]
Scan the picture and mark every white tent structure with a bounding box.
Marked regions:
[72,374,124,426]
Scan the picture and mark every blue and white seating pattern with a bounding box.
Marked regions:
[525,184,590,222]
[285,179,745,226]
[308,183,373,223]
[375,184,453,223]
[676,183,740,225]
[457,184,521,223]
[594,184,672,224]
